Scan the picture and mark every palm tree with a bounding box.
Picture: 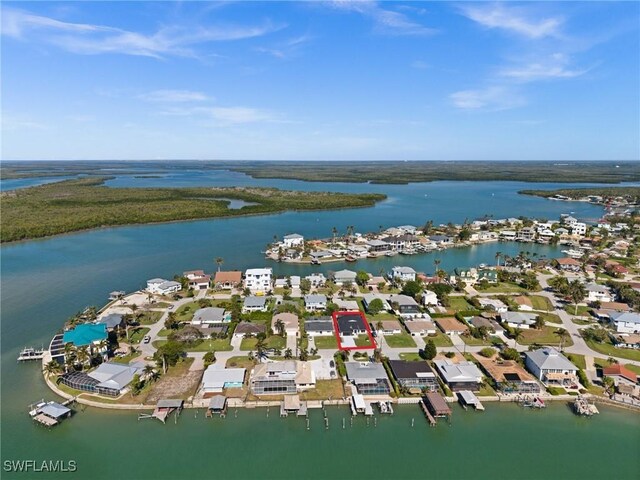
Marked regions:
[43,360,62,377]
[555,328,570,351]
[215,257,224,272]
[512,328,523,347]
[495,251,502,267]
[433,259,441,280]
[274,319,285,336]
[142,364,155,380]
[568,280,587,315]
[76,346,90,368]
[331,226,338,245]
[284,348,293,359]
[255,337,267,359]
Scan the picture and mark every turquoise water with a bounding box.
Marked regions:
[1,172,639,479]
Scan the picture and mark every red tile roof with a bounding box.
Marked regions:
[603,364,638,384]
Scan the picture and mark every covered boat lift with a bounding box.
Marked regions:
[457,390,485,411]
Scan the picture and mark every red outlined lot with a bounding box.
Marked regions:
[331,310,376,351]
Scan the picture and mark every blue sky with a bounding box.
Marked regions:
[2,1,639,161]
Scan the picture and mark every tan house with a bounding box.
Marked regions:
[271,312,299,337]
[435,317,469,336]
[213,271,243,289]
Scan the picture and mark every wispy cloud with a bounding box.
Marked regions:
[450,86,525,111]
[159,105,280,125]
[138,89,211,102]
[255,34,313,59]
[1,7,284,59]
[499,55,588,82]
[1,114,49,131]
[459,3,563,39]
[329,1,436,36]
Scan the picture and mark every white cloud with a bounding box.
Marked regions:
[1,7,284,58]
[159,105,278,125]
[138,90,210,102]
[330,1,436,36]
[450,86,525,111]
[499,62,587,81]
[459,3,563,39]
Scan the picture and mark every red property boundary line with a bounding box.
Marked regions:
[331,310,376,351]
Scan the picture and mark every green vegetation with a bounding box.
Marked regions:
[313,335,338,350]
[529,296,553,311]
[479,347,497,358]
[153,338,233,352]
[384,333,417,348]
[477,383,497,397]
[225,356,256,369]
[517,326,574,347]
[563,305,591,317]
[547,387,568,395]
[240,336,286,351]
[520,186,640,202]
[174,301,202,322]
[571,318,594,325]
[567,353,587,370]
[584,338,640,362]
[536,312,562,325]
[447,296,473,312]
[399,352,423,361]
[128,327,150,344]
[460,335,492,346]
[0,177,386,242]
[300,379,345,401]
[355,334,374,347]
[424,332,453,347]
[137,310,163,325]
[475,282,527,294]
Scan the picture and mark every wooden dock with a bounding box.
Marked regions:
[419,400,436,426]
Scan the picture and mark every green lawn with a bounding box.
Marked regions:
[547,386,567,395]
[384,333,417,348]
[111,351,142,364]
[518,326,574,347]
[355,334,374,348]
[564,305,591,317]
[174,301,202,322]
[476,282,527,294]
[137,310,163,325]
[571,318,593,325]
[368,312,400,321]
[460,335,492,346]
[447,296,473,312]
[313,335,338,350]
[128,327,150,344]
[399,352,423,361]
[423,332,453,347]
[536,312,562,325]
[225,356,257,369]
[240,336,286,351]
[566,353,586,370]
[585,338,640,362]
[529,295,553,311]
[153,338,232,352]
[476,383,497,397]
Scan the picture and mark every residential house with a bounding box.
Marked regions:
[422,290,439,306]
[304,294,327,312]
[200,366,246,395]
[478,298,508,313]
[517,227,536,242]
[282,233,304,248]
[334,299,359,311]
[382,234,420,251]
[335,312,367,336]
[366,239,391,253]
[213,271,243,289]
[272,312,299,337]
[429,235,454,246]
[60,362,143,397]
[388,360,437,392]
[362,293,391,313]
[499,230,517,241]
[192,307,231,326]
[389,294,421,318]
[524,347,578,387]
[250,361,315,395]
[242,296,268,313]
[376,320,403,335]
[305,273,326,287]
[602,364,638,387]
[184,270,211,290]
[434,317,469,336]
[611,333,640,349]
[146,278,181,295]
[97,313,125,332]
[475,356,540,394]
[233,322,266,339]
[244,268,273,294]
[433,359,483,392]
[585,283,614,303]
[333,269,357,285]
[345,362,391,395]
[609,312,640,334]
[304,317,335,337]
[513,296,534,312]
[391,266,416,282]
[468,316,496,332]
[500,311,537,329]
[405,319,437,336]
[555,258,581,272]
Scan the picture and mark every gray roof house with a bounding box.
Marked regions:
[345,362,391,395]
[242,296,268,313]
[609,311,640,334]
[362,294,391,312]
[192,307,230,325]
[87,362,144,395]
[333,269,357,285]
[389,294,421,317]
[98,313,125,330]
[304,294,327,311]
[500,311,537,329]
[524,347,578,386]
[304,317,335,336]
[433,359,483,392]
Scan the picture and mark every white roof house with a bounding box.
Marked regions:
[478,298,508,313]
[610,312,640,334]
[422,290,439,306]
[146,278,181,295]
[201,366,246,394]
[304,294,327,311]
[242,296,268,313]
[501,311,537,329]
[192,307,230,325]
[362,293,391,312]
[283,233,304,248]
[333,269,357,285]
[87,362,143,393]
[525,348,577,385]
[391,266,416,282]
[433,360,483,391]
[585,283,614,303]
[244,268,273,294]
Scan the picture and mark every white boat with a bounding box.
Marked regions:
[561,249,583,259]
[385,251,397,257]
[18,347,45,362]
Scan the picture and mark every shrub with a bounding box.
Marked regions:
[479,347,496,358]
[444,351,455,359]
[500,348,521,361]
[423,340,437,360]
[203,351,216,366]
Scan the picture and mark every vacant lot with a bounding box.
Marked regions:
[384,333,417,348]
[314,336,338,350]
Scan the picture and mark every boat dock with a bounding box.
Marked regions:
[457,391,485,411]
[29,400,73,427]
[377,400,394,415]
[573,396,599,416]
[521,395,546,409]
[139,399,184,424]
[18,347,46,362]
[418,399,437,426]
[421,393,452,426]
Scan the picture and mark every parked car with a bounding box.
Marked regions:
[143,335,151,344]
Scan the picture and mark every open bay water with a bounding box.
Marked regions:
[1,170,639,479]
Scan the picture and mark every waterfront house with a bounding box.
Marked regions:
[434,317,469,336]
[433,359,483,392]
[184,270,211,290]
[422,290,439,306]
[304,294,327,312]
[242,296,268,313]
[609,312,640,334]
[362,293,391,313]
[377,320,403,335]
[474,355,541,394]
[391,266,416,282]
[345,362,391,395]
[59,362,143,397]
[97,313,125,331]
[405,319,437,336]
[305,273,326,287]
[366,239,391,253]
[499,230,517,241]
[571,222,587,236]
[382,234,419,251]
[250,361,316,395]
[333,269,357,285]
[191,307,231,326]
[388,360,437,392]
[272,312,299,337]
[524,347,578,387]
[63,323,108,348]
[146,278,181,295]
[200,366,246,395]
[389,294,421,318]
[213,271,243,289]
[304,317,335,337]
[602,364,638,387]
[429,235,453,246]
[500,311,537,329]
[233,322,266,338]
[478,298,508,313]
[282,233,304,248]
[517,227,536,242]
[555,258,581,272]
[586,283,614,303]
[244,268,273,295]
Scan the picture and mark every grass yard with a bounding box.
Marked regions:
[529,295,553,311]
[111,351,143,364]
[423,332,453,347]
[476,383,497,397]
[240,336,286,351]
[174,301,201,322]
[137,310,163,325]
[447,296,473,312]
[384,333,417,348]
[153,338,233,352]
[566,353,587,370]
[128,327,150,344]
[517,326,574,347]
[460,335,492,346]
[585,338,640,362]
[369,312,400,321]
[300,379,345,401]
[564,305,591,317]
[536,312,563,325]
[225,356,257,369]
[547,386,567,395]
[313,335,338,350]
[355,334,374,348]
[571,318,594,326]
[476,282,527,294]
[399,352,423,361]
